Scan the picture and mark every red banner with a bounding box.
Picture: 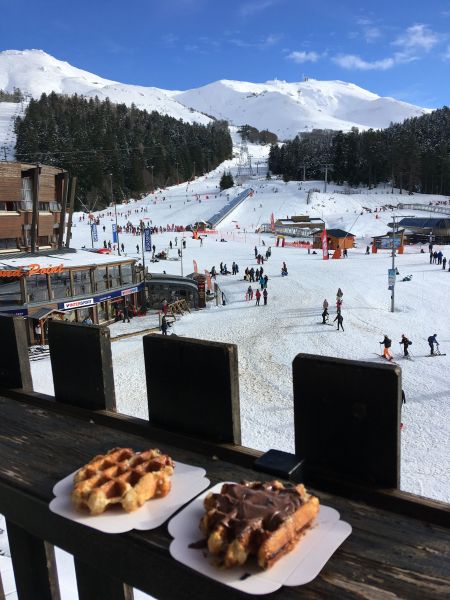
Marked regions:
[270,212,275,233]
[204,269,212,290]
[321,229,329,260]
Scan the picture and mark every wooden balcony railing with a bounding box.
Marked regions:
[0,314,449,600]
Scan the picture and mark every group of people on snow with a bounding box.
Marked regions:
[322,288,344,331]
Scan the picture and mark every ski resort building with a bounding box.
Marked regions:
[0,248,145,343]
[313,229,355,250]
[389,217,450,245]
[0,161,70,253]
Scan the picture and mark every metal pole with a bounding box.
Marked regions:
[180,234,184,277]
[324,165,328,193]
[111,174,121,255]
[391,215,396,313]
[91,223,94,248]
[141,227,147,301]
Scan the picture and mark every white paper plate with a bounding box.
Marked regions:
[168,482,352,595]
[50,461,210,534]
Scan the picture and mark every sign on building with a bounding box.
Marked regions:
[112,224,118,243]
[91,223,98,242]
[144,227,152,251]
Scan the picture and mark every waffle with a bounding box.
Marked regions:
[72,447,174,515]
[199,481,319,569]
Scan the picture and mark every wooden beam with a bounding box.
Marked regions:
[75,560,133,600]
[48,320,116,410]
[0,315,33,390]
[143,334,241,443]
[57,171,69,249]
[30,165,41,253]
[65,176,76,248]
[6,521,59,600]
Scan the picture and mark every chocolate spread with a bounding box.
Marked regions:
[206,481,305,541]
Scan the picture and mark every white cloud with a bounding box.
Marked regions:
[333,54,396,70]
[394,24,438,52]
[365,27,381,43]
[287,50,321,63]
[239,0,278,17]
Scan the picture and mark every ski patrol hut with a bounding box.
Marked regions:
[313,229,355,250]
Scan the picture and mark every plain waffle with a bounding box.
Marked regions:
[72,447,174,514]
[199,480,319,569]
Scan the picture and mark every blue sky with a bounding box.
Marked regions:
[1,0,450,107]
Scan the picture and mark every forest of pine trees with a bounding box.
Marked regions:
[269,106,450,195]
[14,92,233,209]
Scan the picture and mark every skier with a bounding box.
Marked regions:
[333,312,344,331]
[247,285,254,301]
[263,288,268,305]
[259,275,264,290]
[263,275,268,288]
[399,334,412,357]
[323,299,329,311]
[443,257,447,270]
[254,246,258,258]
[255,289,261,306]
[428,334,439,356]
[169,241,173,250]
[380,335,393,361]
[136,244,139,253]
[343,248,348,258]
[161,315,168,336]
[281,262,288,276]
[365,245,370,255]
[322,307,329,324]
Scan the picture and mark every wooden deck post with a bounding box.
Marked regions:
[48,320,116,411]
[143,334,241,443]
[0,315,33,391]
[74,560,133,600]
[293,353,401,488]
[6,521,60,600]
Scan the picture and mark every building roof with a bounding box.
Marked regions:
[0,249,135,270]
[325,229,355,238]
[396,218,450,229]
[31,307,66,320]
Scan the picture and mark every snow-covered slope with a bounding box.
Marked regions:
[0,50,211,125]
[175,78,430,138]
[0,50,431,145]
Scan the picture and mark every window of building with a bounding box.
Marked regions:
[72,270,91,296]
[0,238,19,250]
[49,272,71,300]
[27,275,49,303]
[94,268,108,292]
[0,276,22,306]
[120,263,133,285]
[108,265,121,289]
[39,202,50,211]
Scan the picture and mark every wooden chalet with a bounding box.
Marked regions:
[314,228,355,250]
[0,161,72,253]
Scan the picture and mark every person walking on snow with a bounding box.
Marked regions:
[380,335,393,361]
[443,257,447,270]
[259,275,264,290]
[334,312,344,331]
[428,334,439,355]
[263,288,268,305]
[161,315,168,336]
[254,246,258,258]
[399,334,412,357]
[247,285,254,301]
[255,289,261,306]
[322,307,329,324]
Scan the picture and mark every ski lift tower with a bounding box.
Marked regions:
[237,140,253,183]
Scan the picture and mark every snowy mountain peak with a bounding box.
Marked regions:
[0,49,432,141]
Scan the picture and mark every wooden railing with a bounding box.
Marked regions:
[0,314,449,600]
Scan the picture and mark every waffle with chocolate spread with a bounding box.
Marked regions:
[199,480,319,569]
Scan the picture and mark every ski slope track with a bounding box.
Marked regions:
[26,138,450,508]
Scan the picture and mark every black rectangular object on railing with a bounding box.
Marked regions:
[48,320,116,411]
[0,315,33,391]
[143,334,241,443]
[293,353,401,488]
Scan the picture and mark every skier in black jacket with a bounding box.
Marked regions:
[333,312,344,331]
[380,335,393,360]
[428,334,438,355]
[399,334,412,357]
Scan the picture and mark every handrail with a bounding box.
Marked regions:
[397,202,450,215]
